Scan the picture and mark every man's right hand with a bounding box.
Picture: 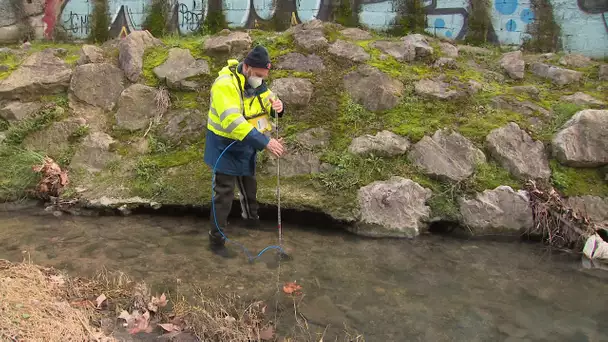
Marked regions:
[266,138,285,157]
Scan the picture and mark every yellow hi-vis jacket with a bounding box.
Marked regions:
[206,59,275,140]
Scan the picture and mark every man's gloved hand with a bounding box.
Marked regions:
[266,137,285,157]
[269,97,283,113]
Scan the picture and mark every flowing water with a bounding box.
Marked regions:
[0,203,607,342]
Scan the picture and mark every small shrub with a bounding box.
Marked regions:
[89,0,110,43]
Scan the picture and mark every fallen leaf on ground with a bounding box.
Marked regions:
[148,293,168,312]
[70,299,93,308]
[96,294,107,308]
[283,282,302,295]
[260,326,275,340]
[159,323,182,332]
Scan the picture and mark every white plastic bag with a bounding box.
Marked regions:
[583,232,608,261]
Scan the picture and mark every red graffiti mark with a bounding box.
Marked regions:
[42,0,65,39]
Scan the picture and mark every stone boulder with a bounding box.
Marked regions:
[263,149,321,177]
[500,51,525,80]
[340,28,372,40]
[295,127,331,149]
[270,77,314,107]
[600,65,608,81]
[459,186,534,234]
[0,101,42,121]
[560,92,605,107]
[530,62,582,86]
[352,177,432,238]
[328,39,370,62]
[69,63,125,111]
[0,49,72,100]
[343,65,403,111]
[552,109,608,167]
[70,131,117,173]
[370,41,414,62]
[23,117,86,159]
[510,86,540,100]
[203,31,251,55]
[118,31,163,82]
[490,96,551,118]
[115,84,168,131]
[559,54,593,68]
[408,129,486,181]
[348,130,409,157]
[486,122,551,180]
[566,195,608,225]
[153,48,210,90]
[68,95,107,131]
[159,108,206,145]
[292,20,328,50]
[439,42,458,57]
[402,34,433,58]
[433,57,457,69]
[458,45,493,55]
[276,53,325,72]
[414,78,477,101]
[76,45,104,65]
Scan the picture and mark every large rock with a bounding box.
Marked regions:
[118,31,163,82]
[566,196,608,225]
[263,150,320,177]
[276,53,325,72]
[490,96,551,117]
[402,34,433,58]
[115,84,168,131]
[600,65,608,81]
[559,54,593,68]
[68,95,107,131]
[510,86,540,100]
[348,130,409,157]
[500,51,525,80]
[530,62,582,86]
[70,131,117,172]
[76,45,104,65]
[0,101,42,121]
[408,129,486,181]
[0,49,72,99]
[486,122,551,180]
[340,28,372,41]
[203,31,251,55]
[270,77,314,107]
[159,108,205,145]
[295,127,331,149]
[458,45,493,55]
[414,78,476,101]
[433,57,457,69]
[328,39,370,62]
[459,186,534,234]
[353,177,432,238]
[69,63,125,111]
[153,48,210,90]
[370,41,414,62]
[552,109,608,167]
[23,117,86,159]
[292,20,328,50]
[343,65,403,111]
[439,42,458,57]
[560,92,605,106]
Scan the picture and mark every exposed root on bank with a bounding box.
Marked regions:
[525,180,598,250]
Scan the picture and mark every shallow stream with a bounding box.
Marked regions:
[0,204,606,341]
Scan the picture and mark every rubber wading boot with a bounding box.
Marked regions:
[208,233,236,259]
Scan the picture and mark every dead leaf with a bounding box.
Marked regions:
[282,282,302,295]
[159,323,182,332]
[148,293,168,313]
[128,310,152,334]
[260,326,275,340]
[95,294,107,308]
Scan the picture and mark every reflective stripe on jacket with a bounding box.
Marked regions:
[203,59,279,176]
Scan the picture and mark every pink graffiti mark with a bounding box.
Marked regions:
[42,0,65,39]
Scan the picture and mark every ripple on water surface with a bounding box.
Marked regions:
[0,209,607,341]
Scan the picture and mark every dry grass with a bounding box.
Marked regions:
[0,259,105,342]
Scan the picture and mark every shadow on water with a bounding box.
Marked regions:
[0,201,607,341]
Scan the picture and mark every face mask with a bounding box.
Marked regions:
[247,75,263,88]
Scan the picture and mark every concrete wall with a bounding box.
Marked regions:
[0,0,606,58]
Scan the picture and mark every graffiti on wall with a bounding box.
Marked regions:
[39,0,608,58]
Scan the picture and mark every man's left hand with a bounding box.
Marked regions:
[270,98,283,113]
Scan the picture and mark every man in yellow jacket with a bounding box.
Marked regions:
[204,45,286,258]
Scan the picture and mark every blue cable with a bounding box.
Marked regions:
[211,140,286,263]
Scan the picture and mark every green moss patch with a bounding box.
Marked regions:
[0,52,21,80]
[142,46,170,87]
[550,160,608,197]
